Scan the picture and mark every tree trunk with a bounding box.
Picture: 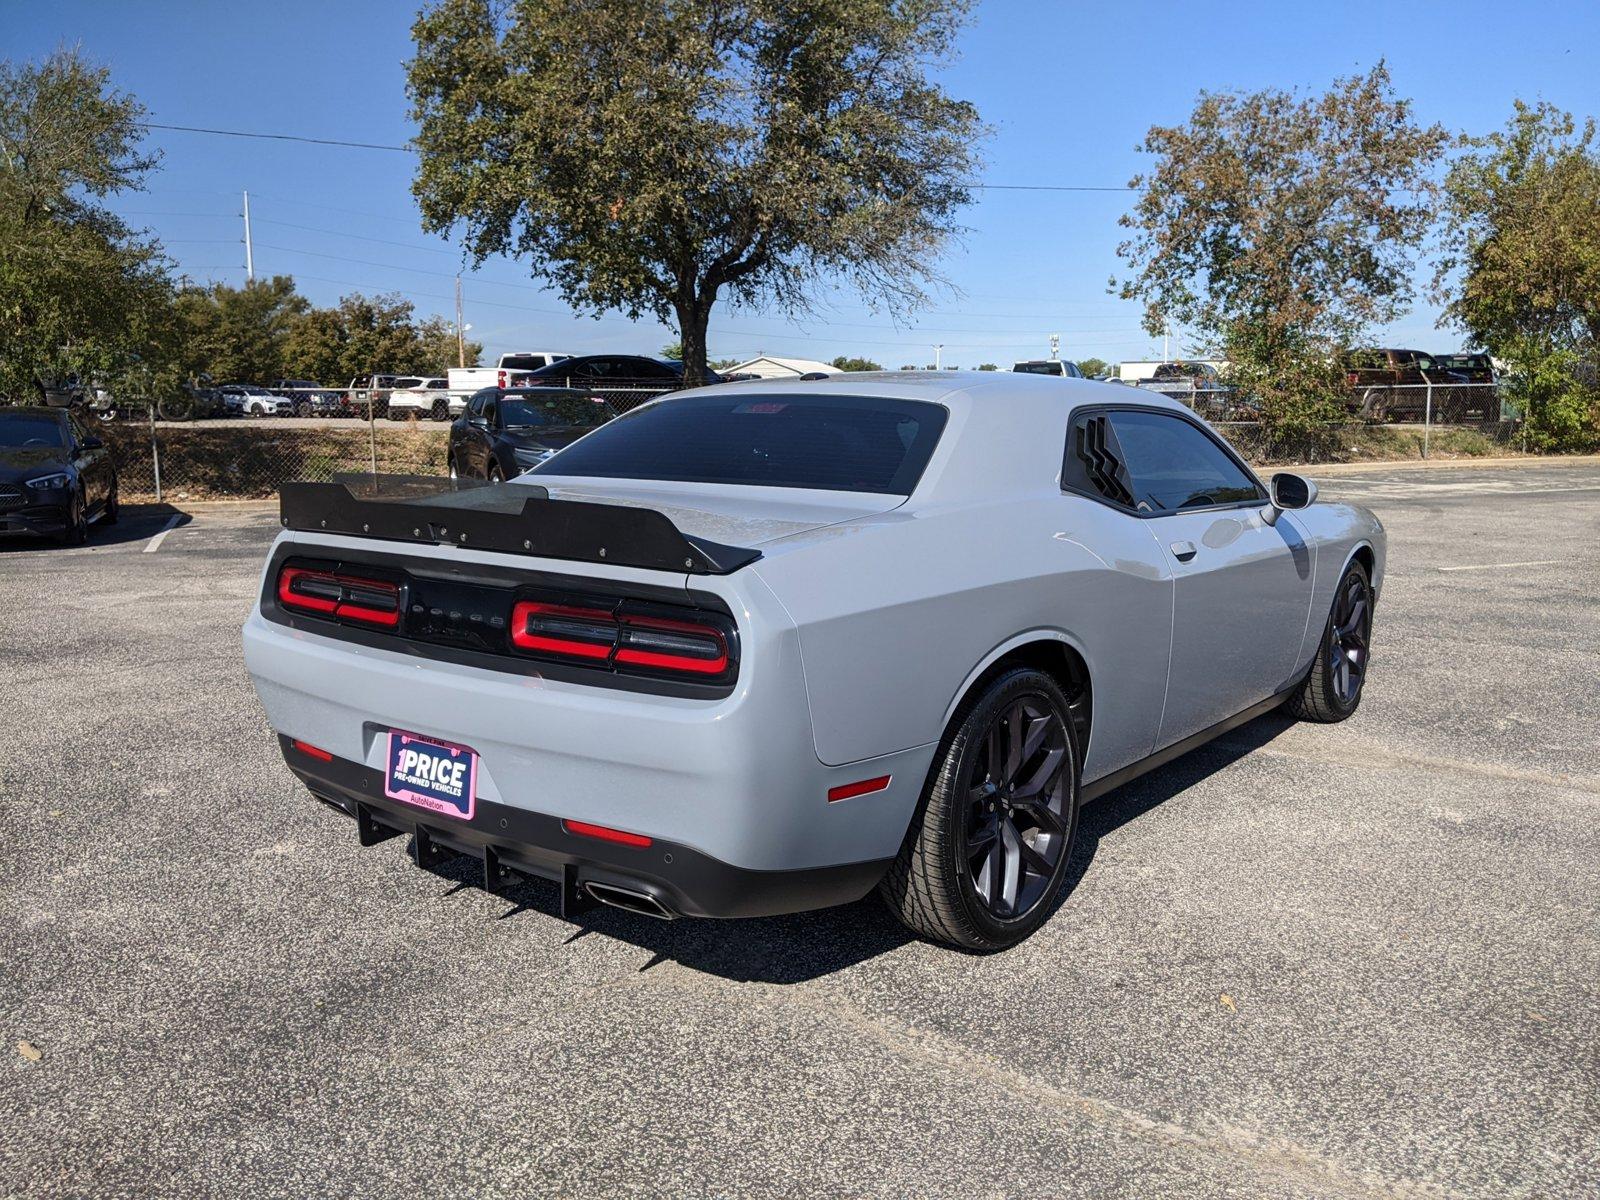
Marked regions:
[676,301,711,388]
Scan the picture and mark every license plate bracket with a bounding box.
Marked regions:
[384,730,478,821]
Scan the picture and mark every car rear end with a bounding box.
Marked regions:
[242,479,929,920]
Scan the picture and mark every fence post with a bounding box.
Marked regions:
[148,398,163,503]
[367,395,378,479]
[1422,381,1433,459]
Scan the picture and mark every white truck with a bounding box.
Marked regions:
[446,352,574,404]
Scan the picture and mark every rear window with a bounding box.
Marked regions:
[500,354,547,371]
[1013,361,1062,376]
[530,393,948,494]
[501,393,613,427]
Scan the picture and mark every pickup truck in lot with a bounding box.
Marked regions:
[448,352,574,403]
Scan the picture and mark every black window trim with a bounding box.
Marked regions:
[1060,402,1268,519]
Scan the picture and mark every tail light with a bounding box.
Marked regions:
[1344,371,1359,387]
[277,564,401,628]
[497,369,508,388]
[510,596,732,680]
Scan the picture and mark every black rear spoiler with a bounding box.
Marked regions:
[278,476,761,575]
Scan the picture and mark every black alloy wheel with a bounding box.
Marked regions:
[961,695,1074,920]
[1285,561,1373,723]
[880,667,1081,950]
[431,399,449,421]
[59,487,88,545]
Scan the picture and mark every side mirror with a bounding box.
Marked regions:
[1263,472,1317,524]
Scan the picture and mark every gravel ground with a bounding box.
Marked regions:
[2,461,1597,1198]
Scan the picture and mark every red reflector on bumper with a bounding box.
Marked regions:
[291,739,334,762]
[562,819,653,848]
[827,775,892,803]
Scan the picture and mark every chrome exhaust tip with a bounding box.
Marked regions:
[584,881,677,921]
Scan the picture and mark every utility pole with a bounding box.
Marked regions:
[933,344,943,371]
[1162,321,1170,362]
[242,190,254,282]
[454,274,466,367]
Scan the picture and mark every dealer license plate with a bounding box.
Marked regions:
[384,730,478,820]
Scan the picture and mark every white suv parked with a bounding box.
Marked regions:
[387,377,455,421]
[220,385,293,417]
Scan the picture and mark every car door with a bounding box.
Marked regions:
[1099,407,1314,745]
[66,414,108,508]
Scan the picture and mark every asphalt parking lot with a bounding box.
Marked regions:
[3,459,1598,1198]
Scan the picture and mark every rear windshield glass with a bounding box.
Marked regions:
[501,394,613,427]
[530,393,948,494]
[1013,361,1061,375]
[499,354,547,371]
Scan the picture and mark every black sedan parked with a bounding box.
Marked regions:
[520,354,723,389]
[448,388,618,482]
[0,407,118,543]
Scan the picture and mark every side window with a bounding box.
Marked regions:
[67,415,88,444]
[1062,413,1138,508]
[467,389,490,416]
[1106,410,1260,512]
[483,395,498,426]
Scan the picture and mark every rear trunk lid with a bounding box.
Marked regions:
[519,476,904,549]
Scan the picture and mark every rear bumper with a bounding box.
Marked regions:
[281,735,890,919]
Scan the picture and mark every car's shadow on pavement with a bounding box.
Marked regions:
[422,711,1299,984]
[0,504,189,552]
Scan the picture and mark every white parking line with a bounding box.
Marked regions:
[1436,559,1565,573]
[143,515,183,554]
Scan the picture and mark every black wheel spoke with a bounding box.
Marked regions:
[998,821,1022,911]
[1014,746,1065,801]
[1015,832,1054,877]
[1003,704,1025,780]
[1013,796,1066,836]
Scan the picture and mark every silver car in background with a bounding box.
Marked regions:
[243,373,1383,950]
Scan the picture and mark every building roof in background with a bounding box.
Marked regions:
[726,356,842,378]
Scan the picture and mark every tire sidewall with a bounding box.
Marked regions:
[941,668,1082,948]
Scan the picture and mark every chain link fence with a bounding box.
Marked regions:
[74,379,1530,502]
[94,385,673,501]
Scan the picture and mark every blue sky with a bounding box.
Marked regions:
[4,0,1595,370]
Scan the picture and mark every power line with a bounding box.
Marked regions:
[135,120,1134,191]
[137,122,411,153]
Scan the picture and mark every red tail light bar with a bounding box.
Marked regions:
[511,598,731,679]
[277,565,401,628]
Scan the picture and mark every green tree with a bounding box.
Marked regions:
[1075,357,1109,379]
[279,291,478,383]
[1116,64,1448,432]
[0,48,177,403]
[407,0,985,386]
[831,355,882,372]
[174,276,308,385]
[1436,102,1600,450]
[660,340,683,361]
[975,362,997,371]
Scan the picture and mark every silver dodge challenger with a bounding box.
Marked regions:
[244,373,1383,950]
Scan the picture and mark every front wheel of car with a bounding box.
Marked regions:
[1285,561,1372,723]
[58,487,89,545]
[431,399,448,421]
[487,463,504,484]
[879,667,1081,951]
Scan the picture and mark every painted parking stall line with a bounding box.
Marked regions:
[143,515,182,553]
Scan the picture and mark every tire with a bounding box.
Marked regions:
[448,456,459,482]
[879,667,1081,951]
[1284,561,1372,723]
[487,462,505,484]
[58,487,88,546]
[431,399,448,421]
[102,478,119,525]
[95,407,117,423]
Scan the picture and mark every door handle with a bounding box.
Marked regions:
[1170,540,1198,562]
